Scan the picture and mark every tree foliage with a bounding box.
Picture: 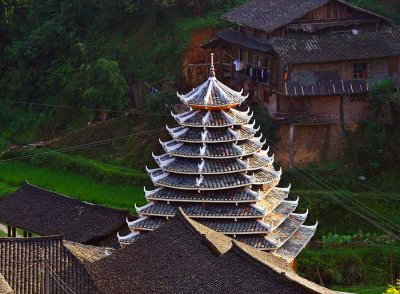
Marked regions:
[83,58,128,111]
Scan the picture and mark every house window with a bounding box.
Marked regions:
[353,63,369,79]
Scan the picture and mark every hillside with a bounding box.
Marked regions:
[1,1,400,292]
[0,0,399,149]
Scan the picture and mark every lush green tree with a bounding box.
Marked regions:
[83,58,128,112]
[368,79,399,125]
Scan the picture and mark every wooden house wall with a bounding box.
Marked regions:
[289,57,395,81]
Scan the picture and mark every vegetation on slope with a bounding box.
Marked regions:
[0,161,147,210]
[298,247,400,288]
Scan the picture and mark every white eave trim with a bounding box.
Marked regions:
[144,187,162,198]
[257,220,272,232]
[135,202,154,213]
[117,231,140,243]
[127,216,148,228]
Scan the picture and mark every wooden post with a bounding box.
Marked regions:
[7,226,11,237]
[339,95,346,135]
[289,123,295,168]
[289,98,295,168]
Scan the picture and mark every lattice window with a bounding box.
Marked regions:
[353,63,369,79]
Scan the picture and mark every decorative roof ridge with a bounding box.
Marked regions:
[176,208,232,255]
[230,240,335,294]
[0,273,13,294]
[63,240,113,264]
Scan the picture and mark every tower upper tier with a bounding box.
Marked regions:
[178,54,248,110]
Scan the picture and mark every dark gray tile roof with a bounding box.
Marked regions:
[131,217,271,234]
[178,77,247,107]
[197,219,269,234]
[165,242,326,294]
[173,109,251,127]
[168,125,257,142]
[150,171,252,190]
[216,28,272,52]
[222,0,391,32]
[145,187,259,203]
[165,140,263,158]
[222,0,330,32]
[130,217,165,231]
[149,168,279,190]
[92,213,331,294]
[0,183,129,244]
[236,235,276,249]
[92,214,219,294]
[138,202,264,218]
[160,157,247,174]
[156,155,271,174]
[272,27,400,64]
[0,236,99,294]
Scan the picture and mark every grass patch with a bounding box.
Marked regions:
[330,285,386,294]
[0,162,147,211]
[1,149,149,186]
[0,182,17,199]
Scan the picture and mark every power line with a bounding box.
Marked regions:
[263,137,400,235]
[263,137,400,240]
[0,127,167,164]
[43,261,76,294]
[0,99,171,117]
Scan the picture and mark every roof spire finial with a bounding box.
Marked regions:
[210,53,215,77]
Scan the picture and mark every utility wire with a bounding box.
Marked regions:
[43,261,76,294]
[263,137,400,239]
[266,140,400,236]
[0,99,170,117]
[262,138,398,233]
[0,127,167,164]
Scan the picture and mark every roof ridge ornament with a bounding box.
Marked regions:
[210,53,215,77]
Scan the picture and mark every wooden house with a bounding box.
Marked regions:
[216,0,400,125]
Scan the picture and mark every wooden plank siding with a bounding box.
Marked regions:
[288,57,392,81]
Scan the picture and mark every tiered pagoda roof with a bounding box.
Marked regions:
[119,54,317,262]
